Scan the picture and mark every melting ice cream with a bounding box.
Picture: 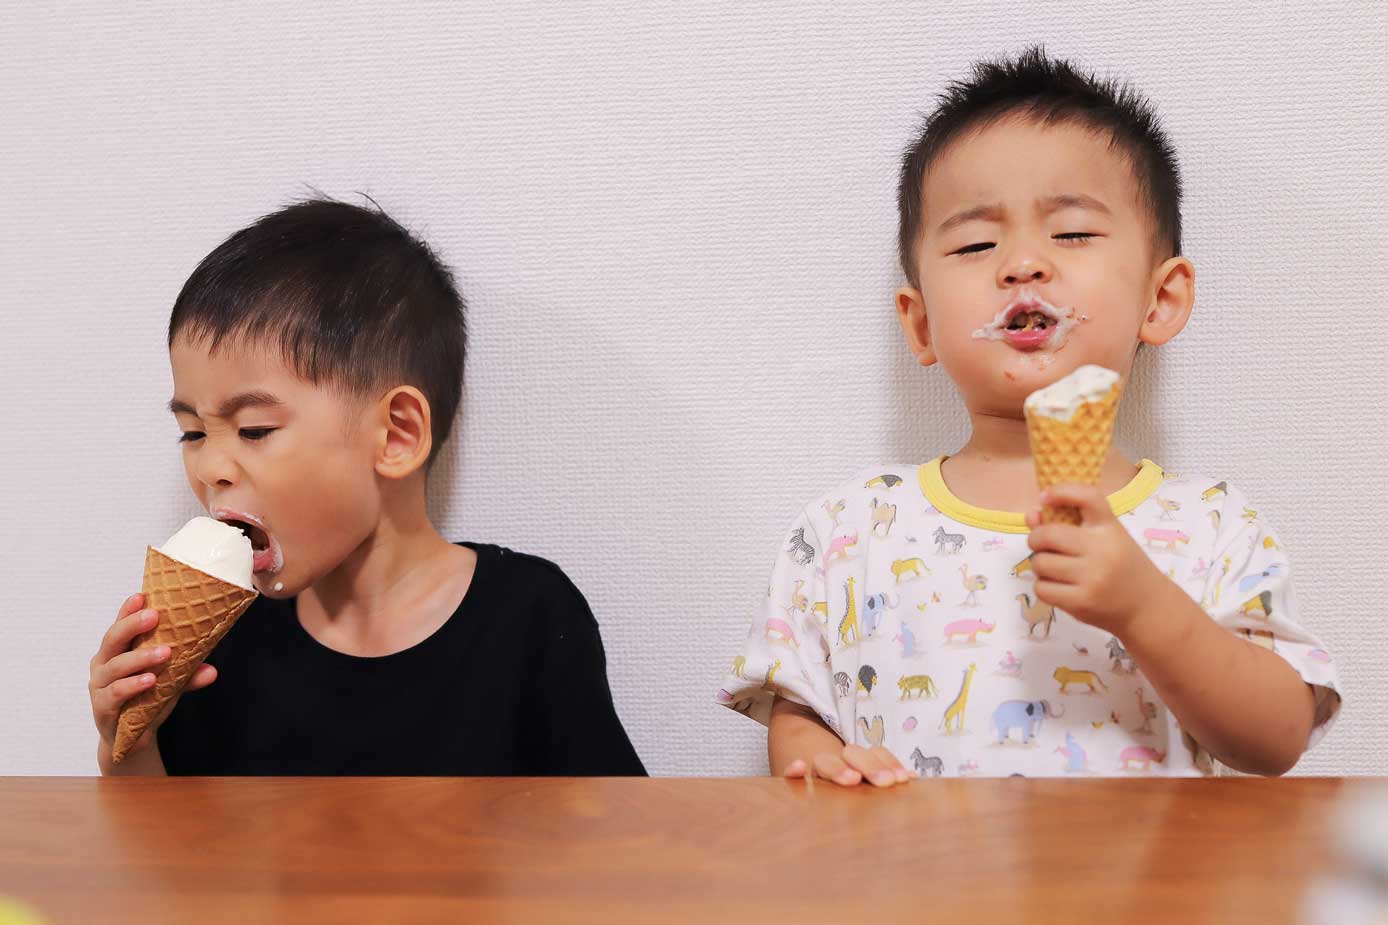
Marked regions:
[1024,364,1121,423]
[160,517,256,590]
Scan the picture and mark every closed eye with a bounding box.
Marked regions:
[177,427,276,444]
[953,233,1097,256]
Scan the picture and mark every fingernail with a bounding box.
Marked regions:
[839,771,857,785]
[140,673,155,686]
[152,646,170,660]
[875,771,894,786]
[143,610,157,622]
[896,768,911,782]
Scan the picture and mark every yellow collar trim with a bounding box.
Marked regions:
[917,455,1165,534]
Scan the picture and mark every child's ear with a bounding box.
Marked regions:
[895,286,938,367]
[375,386,433,480]
[1139,255,1195,347]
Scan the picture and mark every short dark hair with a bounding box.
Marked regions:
[896,44,1183,288]
[169,197,467,468]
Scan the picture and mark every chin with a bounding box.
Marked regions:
[1000,360,1057,381]
[253,572,294,598]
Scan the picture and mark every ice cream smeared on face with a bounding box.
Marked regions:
[160,516,255,590]
[973,291,1079,348]
[1024,364,1121,422]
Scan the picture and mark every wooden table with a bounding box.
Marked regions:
[0,776,1368,923]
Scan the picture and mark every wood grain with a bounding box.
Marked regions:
[0,776,1363,924]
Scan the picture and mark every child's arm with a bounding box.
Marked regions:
[769,697,912,787]
[721,502,910,788]
[1027,484,1331,777]
[1120,578,1314,776]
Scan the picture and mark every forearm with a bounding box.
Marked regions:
[99,742,167,776]
[1122,578,1315,776]
[768,697,844,775]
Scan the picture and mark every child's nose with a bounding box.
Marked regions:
[1000,257,1051,286]
[193,445,240,489]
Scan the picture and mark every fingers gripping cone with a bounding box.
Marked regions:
[112,546,257,763]
[1024,365,1124,526]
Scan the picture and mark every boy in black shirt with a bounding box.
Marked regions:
[87,198,645,776]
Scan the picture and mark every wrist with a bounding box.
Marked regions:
[1122,572,1201,657]
[97,741,122,776]
[99,737,163,776]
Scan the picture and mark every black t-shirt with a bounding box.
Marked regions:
[157,542,647,776]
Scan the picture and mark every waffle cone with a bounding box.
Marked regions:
[1026,380,1123,526]
[111,546,257,763]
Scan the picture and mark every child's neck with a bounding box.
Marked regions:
[942,413,1138,515]
[294,488,478,658]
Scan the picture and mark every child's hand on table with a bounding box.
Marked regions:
[782,746,915,788]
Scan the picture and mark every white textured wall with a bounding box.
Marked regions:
[2,3,1384,776]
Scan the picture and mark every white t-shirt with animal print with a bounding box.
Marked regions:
[717,457,1342,777]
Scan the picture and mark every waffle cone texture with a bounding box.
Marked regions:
[111,546,257,763]
[1026,380,1123,526]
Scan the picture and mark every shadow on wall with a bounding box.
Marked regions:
[418,288,760,764]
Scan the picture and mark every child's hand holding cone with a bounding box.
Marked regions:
[97,519,259,767]
[1021,365,1167,634]
[88,591,219,773]
[1024,485,1167,636]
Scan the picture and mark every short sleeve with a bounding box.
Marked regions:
[1198,494,1342,753]
[525,575,648,776]
[715,508,842,738]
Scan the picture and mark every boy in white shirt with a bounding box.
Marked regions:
[715,45,1341,783]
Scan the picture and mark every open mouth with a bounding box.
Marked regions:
[224,518,270,552]
[212,509,282,574]
[1006,310,1055,332]
[972,293,1077,351]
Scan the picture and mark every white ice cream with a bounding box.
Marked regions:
[160,516,256,590]
[1024,364,1120,422]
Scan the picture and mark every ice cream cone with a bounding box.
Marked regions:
[111,546,257,763]
[1025,377,1123,526]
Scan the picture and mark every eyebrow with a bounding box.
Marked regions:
[935,193,1113,235]
[167,391,285,419]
